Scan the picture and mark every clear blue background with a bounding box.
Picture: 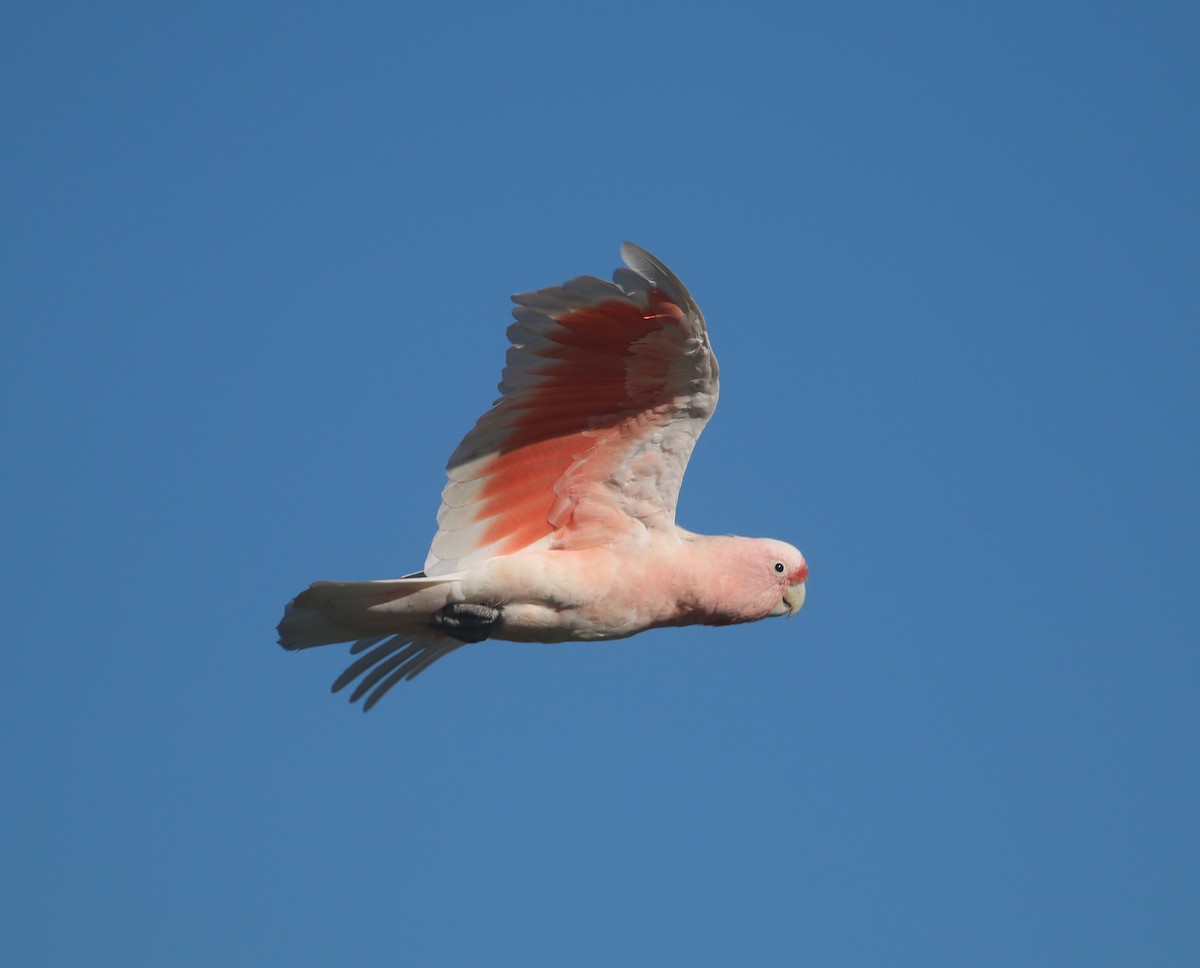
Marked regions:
[3,1,1196,964]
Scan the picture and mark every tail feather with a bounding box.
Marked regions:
[276,572,463,649]
[278,572,471,706]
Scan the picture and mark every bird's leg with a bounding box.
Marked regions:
[432,603,501,643]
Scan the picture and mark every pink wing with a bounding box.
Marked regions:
[424,243,720,576]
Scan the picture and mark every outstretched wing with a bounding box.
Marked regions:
[332,633,468,711]
[425,243,719,576]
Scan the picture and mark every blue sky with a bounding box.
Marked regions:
[3,1,1197,964]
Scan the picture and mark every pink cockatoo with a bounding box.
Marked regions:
[278,243,807,708]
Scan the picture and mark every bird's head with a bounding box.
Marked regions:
[762,540,808,618]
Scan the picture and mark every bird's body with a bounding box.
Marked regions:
[278,244,807,708]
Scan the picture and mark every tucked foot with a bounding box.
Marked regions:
[432,603,501,643]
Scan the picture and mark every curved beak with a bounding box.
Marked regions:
[784,581,806,617]
[771,581,807,618]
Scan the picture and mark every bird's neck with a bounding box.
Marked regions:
[668,534,776,627]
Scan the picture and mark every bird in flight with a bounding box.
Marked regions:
[278,243,808,709]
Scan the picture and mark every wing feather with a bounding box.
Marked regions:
[424,243,719,575]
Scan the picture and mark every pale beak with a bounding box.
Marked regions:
[772,582,807,618]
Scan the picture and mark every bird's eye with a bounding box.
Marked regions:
[774,562,785,574]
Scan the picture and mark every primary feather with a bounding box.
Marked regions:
[277,243,807,708]
[427,243,717,574]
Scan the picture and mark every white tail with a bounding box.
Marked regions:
[276,573,462,649]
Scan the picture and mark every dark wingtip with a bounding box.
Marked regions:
[276,625,298,651]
